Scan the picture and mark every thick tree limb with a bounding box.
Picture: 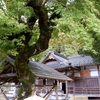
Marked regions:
[26,0,53,56]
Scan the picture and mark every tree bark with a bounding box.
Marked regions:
[14,0,53,99]
[14,47,35,99]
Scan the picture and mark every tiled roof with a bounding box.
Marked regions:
[68,55,94,67]
[42,50,69,69]
[42,51,98,69]
[53,51,68,60]
[29,61,72,81]
[45,61,67,69]
[7,56,72,81]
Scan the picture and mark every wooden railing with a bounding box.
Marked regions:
[68,77,100,95]
[74,87,100,94]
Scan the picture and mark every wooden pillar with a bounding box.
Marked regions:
[65,81,68,99]
[57,80,60,90]
[55,80,58,100]
[73,80,75,96]
[45,79,47,93]
[97,65,100,90]
[55,86,58,100]
[59,81,62,90]
[72,69,75,96]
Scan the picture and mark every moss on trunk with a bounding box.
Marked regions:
[14,47,35,99]
[13,1,53,99]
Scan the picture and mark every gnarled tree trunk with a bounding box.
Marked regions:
[14,47,35,99]
[13,0,53,99]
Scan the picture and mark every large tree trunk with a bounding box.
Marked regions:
[12,0,53,99]
[14,47,35,99]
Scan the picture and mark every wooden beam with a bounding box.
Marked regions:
[65,81,68,98]
[73,80,75,96]
[97,65,100,91]
[0,73,16,78]
[0,88,8,100]
[54,80,58,100]
[43,86,55,99]
[55,85,58,100]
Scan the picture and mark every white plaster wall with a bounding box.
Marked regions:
[74,73,80,77]
[90,70,98,76]
[81,65,100,71]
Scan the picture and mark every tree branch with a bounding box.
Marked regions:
[26,0,53,56]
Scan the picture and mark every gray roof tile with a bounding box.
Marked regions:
[42,51,98,69]
[7,56,72,81]
[68,55,94,67]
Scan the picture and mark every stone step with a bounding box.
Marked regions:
[48,97,66,100]
[48,97,69,100]
[52,91,65,96]
[48,97,70,100]
[48,90,67,100]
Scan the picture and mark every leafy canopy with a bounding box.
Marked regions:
[0,0,100,61]
[48,0,100,57]
[0,0,40,58]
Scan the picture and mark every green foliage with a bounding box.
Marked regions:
[57,0,67,4]
[0,0,34,55]
[0,11,27,54]
[0,0,100,61]
[29,24,40,46]
[46,0,100,57]
[0,10,26,34]
[5,0,33,18]
[29,0,100,61]
[0,49,6,61]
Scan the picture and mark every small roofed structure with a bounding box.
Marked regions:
[0,55,72,100]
